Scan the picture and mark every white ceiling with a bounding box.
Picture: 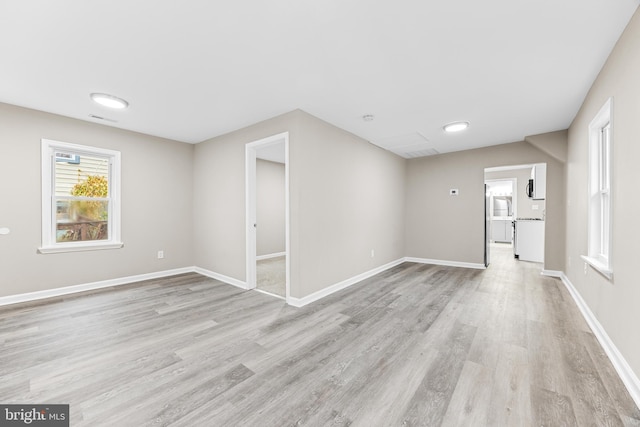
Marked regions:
[1,1,638,158]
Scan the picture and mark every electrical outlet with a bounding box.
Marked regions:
[157,250,164,259]
[371,249,375,258]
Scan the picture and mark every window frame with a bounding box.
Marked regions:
[39,139,123,254]
[582,97,613,279]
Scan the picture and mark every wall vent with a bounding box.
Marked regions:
[403,148,439,158]
[89,114,117,123]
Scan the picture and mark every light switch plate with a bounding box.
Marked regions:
[450,189,459,196]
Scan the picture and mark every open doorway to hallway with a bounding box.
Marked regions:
[255,149,286,297]
[246,133,290,301]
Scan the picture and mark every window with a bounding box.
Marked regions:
[583,98,613,279]
[40,139,122,253]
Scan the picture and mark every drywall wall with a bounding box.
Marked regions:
[485,167,546,220]
[193,109,406,299]
[405,138,565,271]
[292,111,406,297]
[0,102,567,308]
[566,7,640,381]
[0,102,194,297]
[256,159,285,256]
[526,130,568,163]
[192,111,299,284]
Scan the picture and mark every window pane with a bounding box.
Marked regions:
[55,153,109,197]
[602,125,610,190]
[43,139,121,251]
[56,199,109,242]
[587,98,612,272]
[601,192,610,257]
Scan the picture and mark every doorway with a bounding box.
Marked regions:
[246,132,290,302]
[485,164,546,266]
[484,178,516,267]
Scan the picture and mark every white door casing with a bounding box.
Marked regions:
[245,132,290,302]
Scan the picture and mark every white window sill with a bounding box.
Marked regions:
[38,242,124,254]
[581,255,613,280]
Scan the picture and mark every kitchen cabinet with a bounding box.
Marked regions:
[530,164,546,200]
[515,219,544,262]
[491,219,513,243]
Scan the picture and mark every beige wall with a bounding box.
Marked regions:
[193,109,406,299]
[256,159,285,256]
[292,112,406,297]
[526,130,568,163]
[566,8,640,378]
[485,168,546,220]
[0,103,194,297]
[192,111,299,283]
[405,139,565,271]
[0,103,563,301]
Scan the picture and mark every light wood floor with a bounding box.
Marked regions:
[1,246,638,426]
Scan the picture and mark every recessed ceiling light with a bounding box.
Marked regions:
[443,121,469,133]
[90,93,129,109]
[362,114,375,122]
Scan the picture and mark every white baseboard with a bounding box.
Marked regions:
[288,256,486,307]
[541,269,563,278]
[256,252,286,261]
[404,257,487,270]
[287,258,405,308]
[0,267,194,307]
[0,265,249,308]
[254,288,286,301]
[560,272,640,409]
[0,256,484,308]
[192,267,248,290]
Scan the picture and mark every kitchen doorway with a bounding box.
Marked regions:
[485,178,516,246]
[485,164,546,265]
[484,178,516,267]
[246,133,290,302]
